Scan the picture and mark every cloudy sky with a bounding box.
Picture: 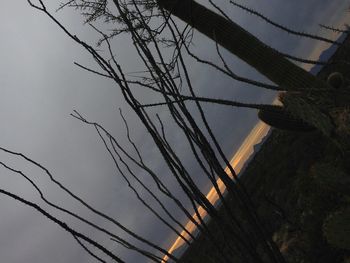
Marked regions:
[0,0,349,262]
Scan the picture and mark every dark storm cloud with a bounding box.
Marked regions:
[0,0,348,262]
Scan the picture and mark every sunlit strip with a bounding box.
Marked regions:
[162,13,350,261]
[162,120,271,262]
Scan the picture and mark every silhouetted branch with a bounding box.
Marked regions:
[21,0,334,262]
[74,62,113,78]
[319,23,350,34]
[0,187,126,263]
[0,146,177,262]
[73,236,108,263]
[229,0,342,46]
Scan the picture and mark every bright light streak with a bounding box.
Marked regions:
[161,13,350,259]
[162,120,271,262]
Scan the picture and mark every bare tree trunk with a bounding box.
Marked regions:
[158,0,335,136]
[158,0,329,91]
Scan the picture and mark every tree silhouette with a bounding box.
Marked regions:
[0,0,348,262]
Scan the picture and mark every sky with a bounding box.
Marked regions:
[162,120,271,262]
[0,0,349,262]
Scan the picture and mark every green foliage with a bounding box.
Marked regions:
[330,107,350,152]
[277,71,350,142]
[280,92,334,136]
[311,162,350,196]
[258,105,316,132]
[323,207,350,250]
[181,128,349,263]
[271,71,349,139]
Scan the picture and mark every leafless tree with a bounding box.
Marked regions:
[0,0,348,262]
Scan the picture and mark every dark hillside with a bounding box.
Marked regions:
[179,33,350,263]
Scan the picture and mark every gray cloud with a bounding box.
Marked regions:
[0,0,348,262]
